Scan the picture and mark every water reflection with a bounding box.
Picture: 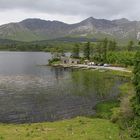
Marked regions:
[70,70,122,98]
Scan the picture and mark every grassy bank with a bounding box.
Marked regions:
[0,117,121,140]
[95,100,120,119]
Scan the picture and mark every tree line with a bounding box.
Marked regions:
[71,38,139,66]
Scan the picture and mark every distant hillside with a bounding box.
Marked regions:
[0,17,140,42]
[0,39,22,45]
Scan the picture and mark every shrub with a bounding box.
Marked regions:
[48,58,60,65]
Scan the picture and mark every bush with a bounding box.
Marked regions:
[48,58,60,65]
[95,100,120,119]
[131,117,140,138]
[111,107,121,123]
[106,51,135,67]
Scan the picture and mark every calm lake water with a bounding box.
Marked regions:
[0,52,126,123]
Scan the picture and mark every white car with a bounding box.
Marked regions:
[104,64,110,67]
[88,62,95,66]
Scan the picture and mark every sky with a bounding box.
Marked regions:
[0,0,140,25]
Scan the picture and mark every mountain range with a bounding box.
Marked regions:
[0,17,140,42]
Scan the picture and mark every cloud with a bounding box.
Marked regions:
[0,0,140,24]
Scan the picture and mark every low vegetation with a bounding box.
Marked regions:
[131,51,140,138]
[95,100,120,119]
[48,58,60,65]
[0,117,126,140]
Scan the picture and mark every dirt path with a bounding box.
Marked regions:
[52,64,132,73]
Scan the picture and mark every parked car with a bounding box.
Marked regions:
[88,62,95,66]
[104,64,110,67]
[98,63,104,66]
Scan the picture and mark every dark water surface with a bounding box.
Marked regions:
[0,52,125,123]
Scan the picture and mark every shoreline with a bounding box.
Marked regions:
[50,63,132,73]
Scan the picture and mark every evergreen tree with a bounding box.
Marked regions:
[84,42,90,60]
[108,40,117,51]
[127,40,134,51]
[71,44,80,58]
[102,38,108,62]
[94,42,103,62]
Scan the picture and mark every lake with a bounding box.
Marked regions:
[0,52,126,123]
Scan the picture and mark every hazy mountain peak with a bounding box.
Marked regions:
[19,18,49,23]
[20,18,68,24]
[81,17,96,23]
[86,17,95,21]
[120,18,129,21]
[112,18,130,24]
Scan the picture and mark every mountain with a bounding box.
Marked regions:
[0,17,140,42]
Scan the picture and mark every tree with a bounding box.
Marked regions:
[108,40,117,51]
[102,38,108,62]
[84,42,90,60]
[131,51,140,138]
[71,44,80,58]
[51,47,64,59]
[93,42,103,62]
[133,51,140,111]
[127,40,134,51]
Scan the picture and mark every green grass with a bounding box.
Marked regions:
[0,117,121,140]
[50,60,61,65]
[108,70,132,78]
[95,100,120,119]
[48,59,61,65]
[119,82,134,96]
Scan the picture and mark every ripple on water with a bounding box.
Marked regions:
[0,70,125,123]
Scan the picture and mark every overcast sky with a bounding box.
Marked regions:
[0,0,140,25]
